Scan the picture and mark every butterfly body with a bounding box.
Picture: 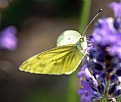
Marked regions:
[19,30,87,75]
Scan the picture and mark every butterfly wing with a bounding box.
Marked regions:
[57,30,81,47]
[19,45,83,75]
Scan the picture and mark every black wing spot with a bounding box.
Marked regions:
[68,38,70,40]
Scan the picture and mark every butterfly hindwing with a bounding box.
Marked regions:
[19,44,83,75]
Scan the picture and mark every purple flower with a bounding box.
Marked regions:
[77,65,98,87]
[78,80,94,102]
[77,65,100,101]
[87,8,121,101]
[78,1,121,101]
[91,18,121,48]
[0,26,17,51]
[109,1,121,18]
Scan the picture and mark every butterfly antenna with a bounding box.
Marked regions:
[82,9,102,37]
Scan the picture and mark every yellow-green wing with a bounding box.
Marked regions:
[19,45,83,75]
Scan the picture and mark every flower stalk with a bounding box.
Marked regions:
[103,74,110,102]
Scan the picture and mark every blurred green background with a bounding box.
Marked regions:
[0,0,116,102]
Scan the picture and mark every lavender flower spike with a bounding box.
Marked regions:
[77,0,121,101]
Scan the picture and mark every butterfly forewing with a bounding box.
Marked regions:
[19,44,83,75]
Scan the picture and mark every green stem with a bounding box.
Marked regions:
[67,72,79,102]
[67,1,91,102]
[102,75,110,102]
[116,96,121,102]
[78,0,91,34]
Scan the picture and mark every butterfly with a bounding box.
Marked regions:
[19,30,87,75]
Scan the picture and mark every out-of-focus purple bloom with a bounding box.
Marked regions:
[109,1,121,18]
[0,26,17,51]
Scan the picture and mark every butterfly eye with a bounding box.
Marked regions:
[79,38,83,42]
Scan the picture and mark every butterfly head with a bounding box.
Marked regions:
[78,36,87,51]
